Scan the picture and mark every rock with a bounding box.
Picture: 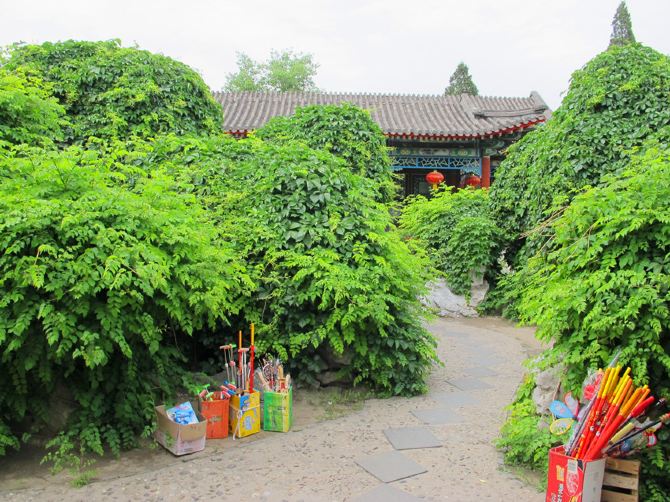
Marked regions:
[315,370,351,386]
[469,269,489,308]
[317,344,353,369]
[421,279,478,317]
[531,363,565,415]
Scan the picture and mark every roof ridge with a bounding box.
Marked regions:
[214,90,541,100]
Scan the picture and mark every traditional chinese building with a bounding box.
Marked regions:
[213,91,550,197]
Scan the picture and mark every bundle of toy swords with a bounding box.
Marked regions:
[219,323,256,394]
[254,357,291,393]
[562,358,669,461]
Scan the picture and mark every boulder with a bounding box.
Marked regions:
[421,279,488,317]
[531,363,565,415]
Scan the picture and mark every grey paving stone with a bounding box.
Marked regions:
[443,331,471,338]
[431,391,480,407]
[355,450,427,483]
[383,427,442,450]
[475,355,506,366]
[448,377,493,391]
[462,366,499,378]
[351,483,424,502]
[411,408,463,425]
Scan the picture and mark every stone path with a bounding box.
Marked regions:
[1,317,544,501]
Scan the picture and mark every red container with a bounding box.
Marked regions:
[199,395,230,439]
[546,446,606,502]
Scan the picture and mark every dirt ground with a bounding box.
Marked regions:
[0,317,547,501]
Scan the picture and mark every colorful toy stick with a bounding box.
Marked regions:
[584,379,636,460]
[609,393,654,445]
[575,367,614,458]
[613,398,668,445]
[605,412,670,456]
[238,330,243,388]
[249,323,255,392]
[592,374,633,447]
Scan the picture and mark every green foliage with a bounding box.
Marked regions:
[41,433,97,487]
[224,50,319,92]
[257,104,396,202]
[444,62,479,96]
[497,376,562,474]
[610,2,636,48]
[511,137,670,500]
[4,40,223,142]
[0,70,65,146]
[0,142,250,457]
[138,133,438,394]
[399,188,500,296]
[490,44,670,261]
[97,128,437,395]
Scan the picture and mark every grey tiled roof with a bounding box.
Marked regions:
[213,91,550,138]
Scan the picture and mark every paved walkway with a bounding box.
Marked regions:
[2,317,544,501]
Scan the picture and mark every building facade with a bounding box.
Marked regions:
[214,91,550,197]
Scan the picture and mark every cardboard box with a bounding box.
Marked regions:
[230,391,260,438]
[263,387,293,432]
[546,446,606,502]
[198,396,230,439]
[154,404,207,456]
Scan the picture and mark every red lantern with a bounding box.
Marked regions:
[425,170,444,189]
[464,174,481,187]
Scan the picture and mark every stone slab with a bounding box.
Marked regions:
[351,483,424,502]
[411,408,463,425]
[432,391,480,407]
[462,366,499,378]
[383,427,442,450]
[355,450,427,483]
[448,377,493,391]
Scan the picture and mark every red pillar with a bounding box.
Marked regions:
[481,156,491,188]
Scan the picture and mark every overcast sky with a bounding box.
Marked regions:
[2,0,668,109]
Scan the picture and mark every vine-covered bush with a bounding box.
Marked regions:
[128,132,438,394]
[0,143,250,456]
[226,141,436,393]
[499,135,670,500]
[4,40,224,142]
[399,188,500,296]
[490,44,670,263]
[0,70,64,146]
[257,104,397,202]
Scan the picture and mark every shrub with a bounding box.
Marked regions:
[130,133,438,394]
[503,135,670,500]
[497,376,562,476]
[490,44,670,263]
[226,140,436,394]
[257,104,397,202]
[0,70,64,146]
[4,40,223,142]
[0,143,250,456]
[399,188,500,297]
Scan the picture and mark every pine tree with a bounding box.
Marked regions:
[444,62,479,96]
[609,2,636,48]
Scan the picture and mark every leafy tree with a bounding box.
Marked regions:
[0,142,250,457]
[4,40,224,142]
[257,104,396,202]
[610,1,636,48]
[399,188,500,297]
[444,62,479,96]
[501,134,670,500]
[224,50,319,92]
